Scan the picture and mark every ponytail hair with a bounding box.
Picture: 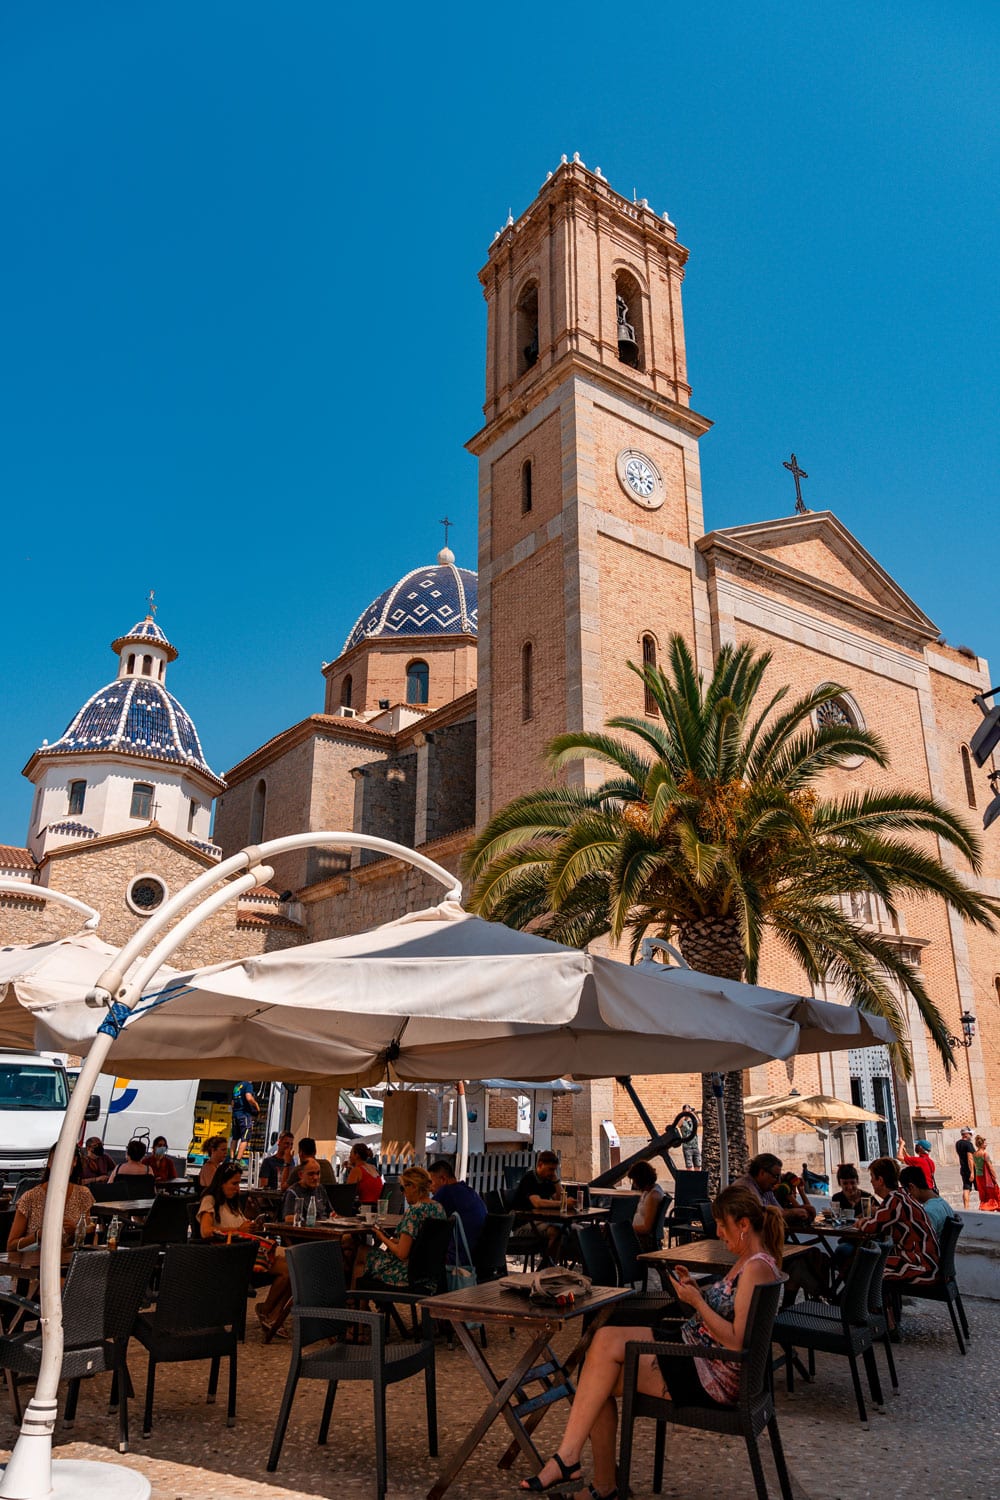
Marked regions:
[712,1184,784,1268]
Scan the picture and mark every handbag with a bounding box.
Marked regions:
[446,1215,478,1293]
[228,1230,277,1274]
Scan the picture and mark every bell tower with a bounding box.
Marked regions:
[468,156,714,819]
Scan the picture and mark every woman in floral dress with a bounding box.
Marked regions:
[357,1165,447,1292]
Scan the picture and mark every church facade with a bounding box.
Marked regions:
[4,157,998,1180]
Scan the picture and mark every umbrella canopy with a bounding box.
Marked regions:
[15,902,817,1085]
[0,932,182,1052]
[744,1092,885,1126]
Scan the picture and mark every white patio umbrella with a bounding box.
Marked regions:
[19,901,806,1084]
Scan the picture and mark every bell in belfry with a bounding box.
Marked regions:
[616,294,639,366]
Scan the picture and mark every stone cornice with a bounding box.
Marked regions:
[223,715,394,787]
[38,821,218,870]
[21,745,225,795]
[297,826,472,904]
[321,633,477,679]
[698,521,939,645]
[467,350,712,456]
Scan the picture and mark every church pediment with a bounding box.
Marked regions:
[697,511,938,641]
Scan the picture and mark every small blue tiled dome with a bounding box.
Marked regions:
[39,677,214,775]
[343,551,478,654]
[111,616,178,662]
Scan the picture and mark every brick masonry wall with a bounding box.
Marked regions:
[358,752,417,861]
[424,721,476,842]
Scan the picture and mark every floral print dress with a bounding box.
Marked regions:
[364,1198,447,1289]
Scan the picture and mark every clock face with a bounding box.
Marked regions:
[616,449,664,509]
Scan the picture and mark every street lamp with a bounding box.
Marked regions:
[947,1009,977,1050]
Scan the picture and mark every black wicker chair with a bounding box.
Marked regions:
[619,1280,791,1500]
[360,1214,455,1339]
[131,1240,258,1435]
[772,1243,883,1423]
[326,1182,360,1217]
[607,1220,649,1290]
[888,1214,969,1353]
[0,1245,160,1451]
[786,1239,898,1393]
[267,1238,437,1500]
[663,1170,709,1244]
[607,1193,640,1225]
[576,1225,676,1328]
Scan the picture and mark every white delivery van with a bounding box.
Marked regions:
[0,1049,100,1187]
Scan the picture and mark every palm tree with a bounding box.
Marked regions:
[465,635,999,1185]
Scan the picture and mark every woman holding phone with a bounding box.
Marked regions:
[519,1184,784,1499]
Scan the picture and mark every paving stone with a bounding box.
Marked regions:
[1,1297,993,1498]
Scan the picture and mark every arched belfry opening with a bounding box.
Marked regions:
[614,269,644,370]
[516,280,539,377]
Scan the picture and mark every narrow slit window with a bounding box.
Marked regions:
[521,459,533,515]
[641,634,658,715]
[521,641,534,722]
[141,655,153,677]
[340,674,353,708]
[961,746,977,808]
[250,779,267,843]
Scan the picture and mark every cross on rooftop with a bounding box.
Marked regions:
[146,588,157,618]
[439,516,454,549]
[783,453,809,514]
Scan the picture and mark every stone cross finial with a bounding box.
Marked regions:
[783,453,809,514]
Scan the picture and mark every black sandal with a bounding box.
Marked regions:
[519,1453,583,1492]
[589,1488,618,1500]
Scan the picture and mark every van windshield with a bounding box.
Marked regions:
[0,1063,69,1111]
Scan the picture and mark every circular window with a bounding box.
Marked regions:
[126,874,167,916]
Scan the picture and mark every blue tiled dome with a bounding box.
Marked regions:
[111,616,178,662]
[39,677,215,776]
[343,554,478,654]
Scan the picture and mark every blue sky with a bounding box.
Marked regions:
[1,3,997,843]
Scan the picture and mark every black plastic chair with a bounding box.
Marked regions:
[267,1239,437,1500]
[619,1280,792,1500]
[890,1214,970,1353]
[483,1188,506,1215]
[608,1192,640,1225]
[664,1171,709,1244]
[576,1223,619,1285]
[0,1245,160,1451]
[326,1182,359,1217]
[503,1164,529,1193]
[132,1240,258,1435]
[607,1219,648,1290]
[362,1214,455,1339]
[773,1243,883,1423]
[139,1194,191,1246]
[104,1175,157,1201]
[472,1212,515,1282]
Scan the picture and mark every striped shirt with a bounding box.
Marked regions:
[857,1188,938,1283]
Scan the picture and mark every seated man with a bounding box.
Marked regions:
[429,1158,487,1259]
[733,1153,816,1228]
[259,1131,295,1191]
[282,1158,330,1223]
[899,1164,953,1242]
[857,1156,939,1287]
[510,1150,563,1265]
[282,1136,336,1190]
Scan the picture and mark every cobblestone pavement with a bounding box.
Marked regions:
[1,1297,995,1499]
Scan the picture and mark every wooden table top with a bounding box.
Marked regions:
[264,1214,403,1241]
[516,1205,610,1223]
[90,1199,156,1216]
[422,1280,632,1326]
[804,1220,870,1239]
[639,1239,814,1274]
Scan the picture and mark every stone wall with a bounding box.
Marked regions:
[358,752,417,863]
[425,721,476,842]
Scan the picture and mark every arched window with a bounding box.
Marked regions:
[187,798,198,833]
[340,674,353,709]
[130,783,154,820]
[521,641,534,722]
[406,660,429,705]
[961,746,977,809]
[141,655,153,677]
[516,280,539,377]
[126,653,136,674]
[993,975,1000,1008]
[614,269,645,370]
[521,459,533,515]
[641,634,658,715]
[158,660,165,680]
[67,780,87,816]
[249,779,267,843]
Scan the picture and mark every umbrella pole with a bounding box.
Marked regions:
[0,867,271,1500]
[713,1073,729,1188]
[455,1081,469,1182]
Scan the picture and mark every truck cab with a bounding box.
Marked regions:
[0,1050,98,1188]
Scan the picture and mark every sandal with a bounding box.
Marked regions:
[255,1305,279,1344]
[589,1489,618,1500]
[519,1453,583,1492]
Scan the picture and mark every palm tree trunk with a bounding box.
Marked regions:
[676,916,750,1195]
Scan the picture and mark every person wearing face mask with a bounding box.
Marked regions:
[143,1135,178,1184]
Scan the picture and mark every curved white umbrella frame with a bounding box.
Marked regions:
[0,833,462,1500]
